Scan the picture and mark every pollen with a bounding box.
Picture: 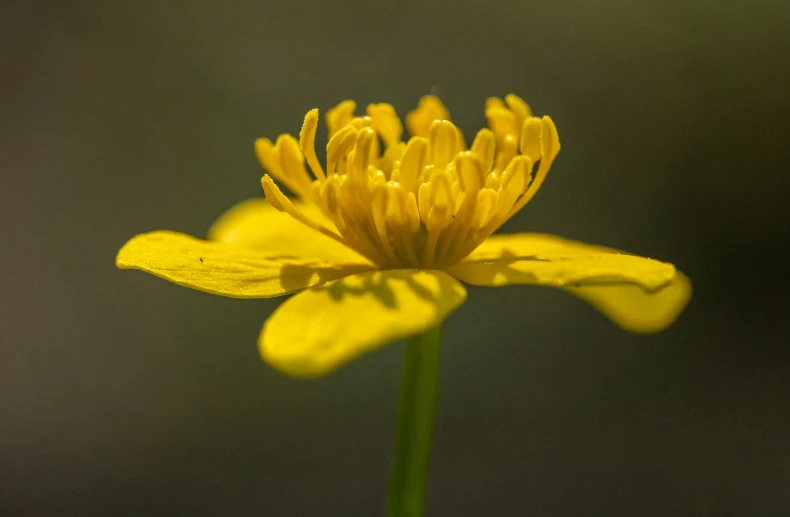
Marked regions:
[257,95,560,269]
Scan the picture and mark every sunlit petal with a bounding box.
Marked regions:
[116,231,373,298]
[567,273,691,333]
[447,233,690,332]
[260,269,467,377]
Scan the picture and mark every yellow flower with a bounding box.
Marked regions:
[117,94,691,378]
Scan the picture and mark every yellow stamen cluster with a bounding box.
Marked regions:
[257,95,560,269]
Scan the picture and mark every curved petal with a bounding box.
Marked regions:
[260,269,467,377]
[116,231,374,298]
[566,273,691,333]
[447,233,691,333]
[207,198,370,265]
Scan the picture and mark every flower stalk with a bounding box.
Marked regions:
[387,325,442,517]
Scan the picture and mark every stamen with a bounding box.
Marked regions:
[519,116,543,162]
[384,183,406,227]
[456,152,484,194]
[470,128,495,175]
[423,230,440,267]
[507,116,560,218]
[319,177,345,230]
[348,116,373,130]
[485,97,506,111]
[261,175,351,248]
[397,136,429,194]
[257,95,559,270]
[255,136,311,198]
[405,192,421,233]
[493,135,518,173]
[254,137,282,179]
[299,109,326,180]
[428,120,458,169]
[370,184,401,266]
[350,128,376,186]
[385,185,421,267]
[277,135,314,194]
[473,188,497,228]
[486,106,518,142]
[421,170,454,233]
[326,125,358,176]
[485,171,501,190]
[504,94,532,123]
[378,142,406,176]
[496,155,532,218]
[367,103,403,148]
[406,95,450,138]
[433,153,482,266]
[326,100,356,137]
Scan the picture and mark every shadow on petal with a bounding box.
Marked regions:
[259,269,468,377]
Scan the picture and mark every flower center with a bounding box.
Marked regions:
[258,95,560,269]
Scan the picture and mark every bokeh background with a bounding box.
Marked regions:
[2,1,789,515]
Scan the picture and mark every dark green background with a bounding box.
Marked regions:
[2,1,789,515]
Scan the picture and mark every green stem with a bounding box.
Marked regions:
[387,325,442,517]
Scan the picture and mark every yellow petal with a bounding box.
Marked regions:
[260,269,467,377]
[207,198,371,265]
[567,272,691,333]
[116,231,373,298]
[447,233,691,333]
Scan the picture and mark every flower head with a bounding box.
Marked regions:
[117,95,691,377]
[256,95,558,270]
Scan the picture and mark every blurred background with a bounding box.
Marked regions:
[2,0,789,515]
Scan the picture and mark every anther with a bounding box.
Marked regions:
[299,109,326,180]
[473,188,498,228]
[326,126,358,176]
[494,135,518,173]
[470,128,495,175]
[367,103,403,148]
[278,134,313,194]
[424,170,454,232]
[398,136,428,194]
[406,95,450,138]
[455,152,483,194]
[508,116,560,217]
[486,106,518,142]
[429,120,458,169]
[519,116,543,162]
[504,94,532,123]
[326,100,356,137]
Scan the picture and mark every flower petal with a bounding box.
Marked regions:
[447,233,691,333]
[260,269,467,377]
[116,231,374,298]
[207,198,370,265]
[566,272,691,333]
